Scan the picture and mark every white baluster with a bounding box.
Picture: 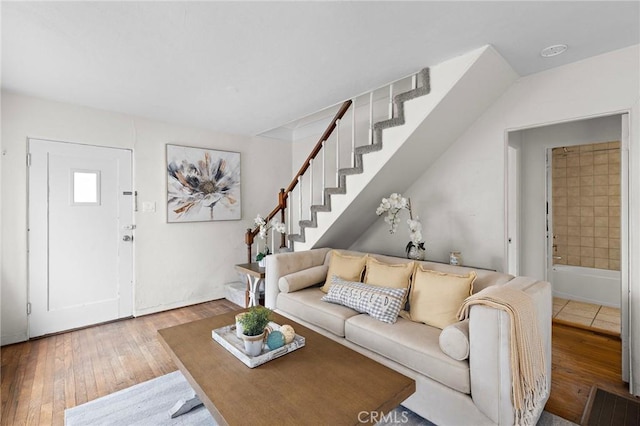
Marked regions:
[298,176,302,223]
[388,83,394,118]
[369,92,374,145]
[271,226,275,254]
[412,74,417,90]
[309,159,313,207]
[322,141,326,204]
[288,200,292,239]
[335,118,340,184]
[351,99,356,167]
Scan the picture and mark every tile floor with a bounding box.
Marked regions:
[553,297,621,335]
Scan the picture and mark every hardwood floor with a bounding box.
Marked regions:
[1,299,238,426]
[1,300,631,425]
[546,323,628,424]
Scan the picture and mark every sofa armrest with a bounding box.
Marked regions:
[279,265,329,293]
[264,248,331,309]
[468,277,552,425]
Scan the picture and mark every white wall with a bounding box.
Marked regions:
[1,92,291,345]
[351,45,639,270]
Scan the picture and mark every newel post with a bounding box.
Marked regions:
[279,188,287,249]
[245,228,254,264]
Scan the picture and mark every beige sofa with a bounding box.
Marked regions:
[265,248,552,426]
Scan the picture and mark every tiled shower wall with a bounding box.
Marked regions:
[552,141,621,271]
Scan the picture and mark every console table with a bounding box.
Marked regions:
[234,263,265,307]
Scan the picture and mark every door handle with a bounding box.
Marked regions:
[122,235,133,242]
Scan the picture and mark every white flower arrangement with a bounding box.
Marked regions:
[254,214,287,261]
[376,193,425,256]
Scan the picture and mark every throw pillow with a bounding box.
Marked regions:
[408,266,476,329]
[322,276,407,324]
[363,257,414,290]
[439,319,470,361]
[278,265,329,293]
[320,251,367,293]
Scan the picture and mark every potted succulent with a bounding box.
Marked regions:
[237,306,272,356]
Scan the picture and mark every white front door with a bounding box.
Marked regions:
[28,139,134,337]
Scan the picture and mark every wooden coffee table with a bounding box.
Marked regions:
[158,310,415,425]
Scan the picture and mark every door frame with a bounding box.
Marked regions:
[504,110,631,387]
[26,137,135,337]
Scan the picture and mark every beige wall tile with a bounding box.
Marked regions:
[554,167,567,178]
[594,217,608,227]
[554,196,567,206]
[580,165,594,176]
[568,196,581,207]
[580,246,594,257]
[610,248,620,260]
[594,247,609,258]
[580,144,594,152]
[594,237,608,248]
[593,164,608,175]
[595,258,609,269]
[608,174,619,185]
[581,226,594,237]
[593,196,608,206]
[580,196,594,207]
[580,237,594,247]
[567,167,580,177]
[594,175,608,186]
[554,157,567,168]
[594,206,608,217]
[568,245,581,256]
[580,153,593,166]
[580,216,594,226]
[609,163,621,174]
[555,225,568,236]
[610,259,620,270]
[555,186,568,197]
[581,186,594,196]
[609,238,620,249]
[568,226,580,236]
[609,227,620,239]
[554,215,568,226]
[609,206,620,217]
[609,185,620,196]
[610,217,620,228]
[567,156,580,167]
[580,207,594,217]
[568,236,580,246]
[593,185,608,196]
[608,141,621,149]
[567,177,580,187]
[553,177,567,188]
[593,143,610,151]
[593,153,608,164]
[580,176,593,186]
[581,257,595,267]
[568,255,580,266]
[555,206,568,217]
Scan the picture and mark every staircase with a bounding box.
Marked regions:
[246,45,518,259]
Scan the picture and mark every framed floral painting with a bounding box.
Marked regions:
[166,144,241,222]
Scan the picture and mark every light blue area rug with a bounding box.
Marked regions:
[65,371,577,425]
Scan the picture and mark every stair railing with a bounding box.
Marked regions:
[245,70,423,263]
[245,100,352,263]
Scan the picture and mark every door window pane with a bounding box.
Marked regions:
[72,171,100,204]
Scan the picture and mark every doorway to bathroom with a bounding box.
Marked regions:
[506,112,630,382]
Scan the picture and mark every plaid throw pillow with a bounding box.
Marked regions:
[321,276,407,324]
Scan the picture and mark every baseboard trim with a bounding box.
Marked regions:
[134,295,225,317]
[1,332,29,347]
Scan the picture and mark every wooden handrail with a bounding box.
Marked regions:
[245,100,353,262]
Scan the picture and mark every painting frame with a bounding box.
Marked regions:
[166,144,241,223]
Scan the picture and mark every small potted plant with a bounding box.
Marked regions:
[237,306,272,356]
[254,214,286,267]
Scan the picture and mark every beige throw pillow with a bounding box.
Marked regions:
[363,257,414,290]
[408,266,476,329]
[320,251,367,293]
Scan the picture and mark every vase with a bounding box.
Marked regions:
[241,330,266,356]
[258,258,266,268]
[407,245,425,261]
[235,313,247,339]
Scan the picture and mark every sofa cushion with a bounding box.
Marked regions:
[345,314,470,394]
[409,267,477,329]
[321,251,367,293]
[439,319,470,361]
[363,257,414,290]
[276,288,359,337]
[278,265,328,293]
[322,276,407,324]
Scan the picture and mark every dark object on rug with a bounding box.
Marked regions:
[581,385,640,425]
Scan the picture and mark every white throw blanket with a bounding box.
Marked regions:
[457,286,548,426]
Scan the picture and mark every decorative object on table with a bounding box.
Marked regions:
[237,306,272,356]
[450,251,463,266]
[266,330,286,350]
[375,193,425,260]
[166,144,241,223]
[279,324,296,344]
[212,321,306,368]
[235,312,247,338]
[254,214,286,267]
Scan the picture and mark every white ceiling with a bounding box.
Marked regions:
[2,1,639,137]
